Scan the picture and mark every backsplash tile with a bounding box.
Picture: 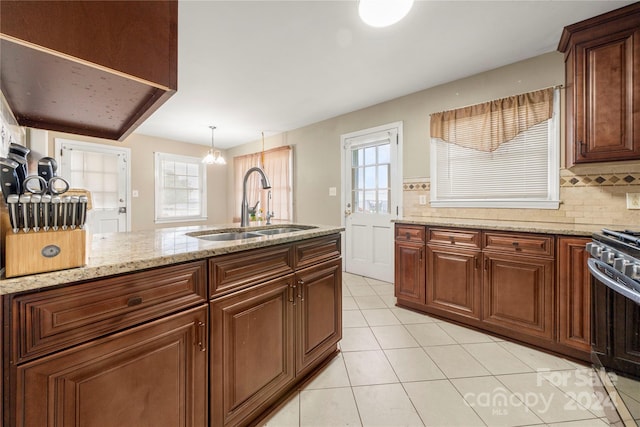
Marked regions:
[403,165,640,228]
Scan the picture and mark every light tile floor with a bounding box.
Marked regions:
[263,272,619,427]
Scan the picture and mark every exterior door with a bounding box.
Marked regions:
[341,123,401,283]
[56,138,130,232]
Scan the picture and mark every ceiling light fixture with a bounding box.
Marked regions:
[202,125,226,165]
[358,0,414,28]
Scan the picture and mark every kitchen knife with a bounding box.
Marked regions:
[0,158,21,202]
[38,157,58,180]
[41,194,51,231]
[69,196,79,229]
[7,194,19,233]
[9,142,30,159]
[61,195,71,230]
[7,153,28,187]
[51,196,61,231]
[31,194,42,232]
[19,194,31,233]
[78,195,88,229]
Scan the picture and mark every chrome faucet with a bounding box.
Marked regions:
[241,167,271,227]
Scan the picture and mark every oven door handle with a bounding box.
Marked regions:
[588,258,640,305]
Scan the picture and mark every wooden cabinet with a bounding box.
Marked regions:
[558,3,640,166]
[394,225,426,305]
[557,237,591,352]
[0,0,177,140]
[210,276,296,427]
[13,305,208,427]
[210,236,342,426]
[295,259,342,376]
[4,261,208,427]
[426,228,481,320]
[483,251,555,340]
[394,223,595,360]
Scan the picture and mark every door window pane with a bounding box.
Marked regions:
[350,142,391,215]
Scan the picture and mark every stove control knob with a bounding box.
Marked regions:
[601,250,616,265]
[613,258,630,273]
[586,243,602,258]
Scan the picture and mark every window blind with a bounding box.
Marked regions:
[430,88,559,209]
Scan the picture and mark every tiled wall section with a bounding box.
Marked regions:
[404,163,640,227]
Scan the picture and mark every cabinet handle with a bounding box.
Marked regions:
[484,258,488,270]
[512,241,519,246]
[449,236,455,243]
[420,248,423,262]
[297,280,305,301]
[127,296,143,307]
[291,284,297,306]
[195,321,206,352]
[579,140,585,155]
[475,256,479,269]
[405,232,411,240]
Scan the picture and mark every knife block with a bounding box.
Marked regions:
[3,209,87,278]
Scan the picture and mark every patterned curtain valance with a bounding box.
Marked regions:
[429,87,554,152]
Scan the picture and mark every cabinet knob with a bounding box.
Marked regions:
[127,296,143,307]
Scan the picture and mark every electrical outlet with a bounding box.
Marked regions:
[419,195,427,205]
[329,187,337,196]
[132,190,139,198]
[626,193,640,209]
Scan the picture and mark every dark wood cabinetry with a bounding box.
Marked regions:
[210,235,342,426]
[426,229,481,320]
[483,252,554,340]
[394,225,426,305]
[394,223,591,361]
[557,237,591,352]
[0,0,178,140]
[14,305,208,427]
[558,3,640,166]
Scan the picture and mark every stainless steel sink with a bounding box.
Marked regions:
[254,227,306,235]
[195,232,262,242]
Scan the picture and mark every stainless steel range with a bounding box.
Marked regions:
[587,229,640,426]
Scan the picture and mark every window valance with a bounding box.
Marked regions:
[429,87,554,152]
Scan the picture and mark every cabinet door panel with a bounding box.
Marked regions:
[483,253,554,340]
[15,306,207,427]
[395,242,425,304]
[557,237,591,352]
[427,246,481,320]
[575,30,640,162]
[210,276,295,426]
[296,259,342,375]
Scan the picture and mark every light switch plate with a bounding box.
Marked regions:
[132,190,139,198]
[419,195,427,205]
[329,187,337,196]
[626,193,640,209]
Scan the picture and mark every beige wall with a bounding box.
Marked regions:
[36,50,640,231]
[42,131,229,231]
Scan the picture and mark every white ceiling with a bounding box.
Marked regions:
[135,0,634,149]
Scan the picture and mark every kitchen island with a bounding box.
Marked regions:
[1,223,343,427]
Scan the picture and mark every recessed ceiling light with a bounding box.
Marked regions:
[358,0,415,28]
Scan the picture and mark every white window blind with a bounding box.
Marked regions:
[154,152,207,223]
[430,88,560,209]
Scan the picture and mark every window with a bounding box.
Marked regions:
[234,146,292,222]
[154,152,207,223]
[430,87,560,209]
[351,141,391,214]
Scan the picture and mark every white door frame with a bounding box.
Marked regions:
[55,138,132,232]
[340,121,403,280]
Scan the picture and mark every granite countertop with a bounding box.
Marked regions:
[0,223,344,296]
[395,217,617,237]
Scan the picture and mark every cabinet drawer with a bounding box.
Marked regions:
[294,234,341,269]
[483,232,554,257]
[428,228,480,248]
[210,244,294,298]
[395,224,426,243]
[11,261,207,363]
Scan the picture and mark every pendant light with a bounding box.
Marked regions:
[358,0,414,28]
[202,125,226,165]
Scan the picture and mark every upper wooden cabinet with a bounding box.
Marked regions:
[0,0,177,141]
[558,3,640,166]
